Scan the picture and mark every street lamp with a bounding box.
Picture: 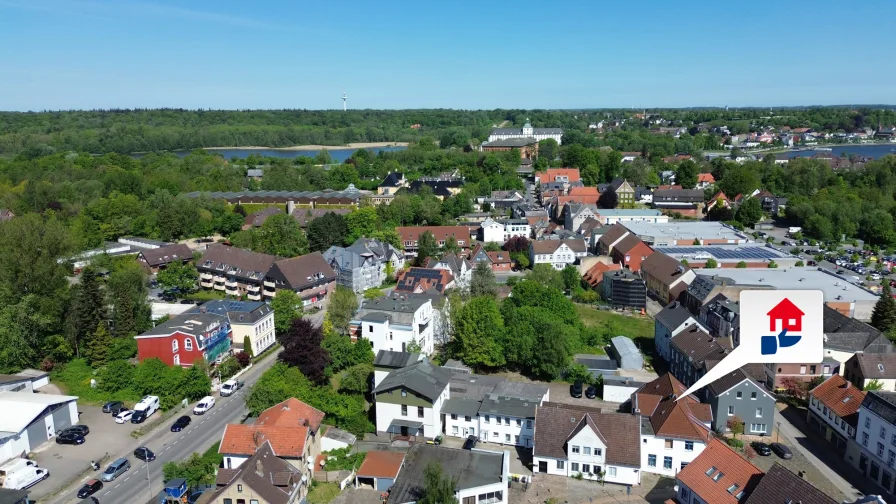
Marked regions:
[146,460,153,501]
[776,421,781,443]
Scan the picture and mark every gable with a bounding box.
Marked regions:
[569,425,607,450]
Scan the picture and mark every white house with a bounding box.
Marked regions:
[497,219,531,241]
[532,402,641,486]
[387,445,510,504]
[529,239,588,270]
[479,218,505,244]
[351,295,434,355]
[846,391,896,495]
[631,375,711,477]
[653,300,706,363]
[594,209,669,226]
[488,120,563,144]
[374,360,450,440]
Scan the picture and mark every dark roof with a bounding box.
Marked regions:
[138,243,194,267]
[823,305,893,353]
[441,398,483,417]
[862,391,896,425]
[850,353,896,379]
[290,208,350,227]
[409,179,464,197]
[598,223,630,249]
[197,244,280,282]
[613,234,648,255]
[655,300,696,330]
[380,172,405,187]
[641,252,690,286]
[189,300,272,325]
[208,441,300,504]
[533,402,640,467]
[478,394,539,419]
[575,355,618,370]
[0,374,31,386]
[671,326,727,368]
[686,275,725,304]
[744,464,837,504]
[266,252,336,291]
[245,206,284,227]
[706,368,764,397]
[137,311,226,339]
[374,350,421,369]
[387,445,504,504]
[653,188,704,202]
[484,137,538,147]
[374,360,452,401]
[0,488,29,504]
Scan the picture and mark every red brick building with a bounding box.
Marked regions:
[135,312,232,367]
[609,235,654,272]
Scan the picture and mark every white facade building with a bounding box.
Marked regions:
[529,239,588,270]
[653,300,706,363]
[351,296,434,355]
[846,391,896,494]
[488,120,563,145]
[480,219,505,244]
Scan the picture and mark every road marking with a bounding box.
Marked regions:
[124,477,130,481]
[115,484,121,488]
[173,440,178,445]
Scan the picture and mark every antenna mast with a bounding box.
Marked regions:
[342,91,347,111]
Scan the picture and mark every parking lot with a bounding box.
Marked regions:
[546,382,628,412]
[29,403,147,500]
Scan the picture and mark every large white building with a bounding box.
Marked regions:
[487,120,563,145]
[529,239,588,270]
[846,391,896,495]
[373,360,451,440]
[532,402,642,486]
[0,392,79,464]
[350,295,434,355]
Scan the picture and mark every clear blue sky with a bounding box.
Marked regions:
[1,0,894,111]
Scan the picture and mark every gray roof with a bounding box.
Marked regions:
[610,336,640,360]
[0,488,29,504]
[374,360,452,401]
[374,350,421,369]
[355,296,430,326]
[186,189,364,201]
[324,238,401,272]
[246,169,264,177]
[207,441,299,504]
[478,394,539,419]
[443,359,470,373]
[574,354,618,370]
[655,300,696,330]
[387,445,504,504]
[706,367,762,397]
[862,391,896,425]
[441,398,482,417]
[602,376,644,387]
[744,464,837,504]
[0,374,31,386]
[491,126,563,135]
[447,372,548,403]
[483,137,538,147]
[189,300,271,325]
[138,312,226,338]
[322,426,357,445]
[823,305,893,353]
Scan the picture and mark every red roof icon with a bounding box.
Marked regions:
[767,298,804,332]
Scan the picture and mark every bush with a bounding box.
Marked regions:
[234,351,251,368]
[726,438,744,448]
[217,356,241,380]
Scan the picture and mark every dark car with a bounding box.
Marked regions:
[770,442,793,459]
[571,382,583,398]
[80,498,100,504]
[134,447,156,462]
[171,416,191,432]
[77,479,103,499]
[64,425,90,437]
[751,441,772,456]
[57,432,85,445]
[131,411,147,424]
[462,435,478,450]
[102,401,124,414]
[585,385,597,399]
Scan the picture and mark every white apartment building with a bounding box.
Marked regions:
[373,360,451,440]
[846,391,896,494]
[529,239,588,270]
[480,219,505,243]
[488,121,563,144]
[480,218,531,244]
[350,295,434,355]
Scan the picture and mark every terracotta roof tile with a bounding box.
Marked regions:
[485,251,511,264]
[396,226,471,246]
[697,173,716,183]
[219,424,310,458]
[809,374,866,426]
[676,438,763,503]
[649,396,711,441]
[395,267,455,294]
[582,262,622,287]
[536,168,581,183]
[357,450,406,479]
[568,186,600,197]
[257,398,325,431]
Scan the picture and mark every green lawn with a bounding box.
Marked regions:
[185,289,226,302]
[575,304,657,368]
[307,482,342,504]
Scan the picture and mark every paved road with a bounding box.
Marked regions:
[49,352,278,504]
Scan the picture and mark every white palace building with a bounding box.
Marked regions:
[487,120,564,145]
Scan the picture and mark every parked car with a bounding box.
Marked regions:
[134,447,155,462]
[751,441,772,456]
[570,382,583,398]
[171,416,191,432]
[56,432,85,445]
[770,442,793,459]
[101,458,130,482]
[585,385,597,399]
[102,401,124,414]
[131,410,147,424]
[462,435,478,450]
[115,410,134,424]
[77,479,103,499]
[63,425,90,437]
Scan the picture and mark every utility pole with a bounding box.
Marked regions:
[146,458,153,501]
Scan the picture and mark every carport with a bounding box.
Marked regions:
[387,419,424,440]
[355,450,406,492]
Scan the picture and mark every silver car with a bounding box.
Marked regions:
[101,458,130,482]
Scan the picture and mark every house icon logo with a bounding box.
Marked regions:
[762,298,805,355]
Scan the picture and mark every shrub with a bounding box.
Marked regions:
[234,351,251,368]
[726,438,744,448]
[736,261,747,268]
[217,357,241,380]
[768,261,779,269]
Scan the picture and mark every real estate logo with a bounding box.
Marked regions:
[678,289,824,400]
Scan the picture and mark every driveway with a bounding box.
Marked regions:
[29,404,145,500]
[546,382,627,411]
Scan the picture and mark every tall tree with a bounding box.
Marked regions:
[872,283,896,334]
[735,197,763,227]
[255,213,308,257]
[415,231,438,266]
[561,265,580,293]
[598,187,618,209]
[327,286,359,336]
[345,207,379,244]
[86,322,111,367]
[157,262,198,295]
[108,262,151,336]
[469,262,498,298]
[278,318,331,384]
[0,213,71,302]
[418,462,459,504]
[527,264,562,288]
[308,212,348,252]
[67,267,106,356]
[675,160,699,189]
[503,236,530,253]
[182,361,212,401]
[270,289,302,336]
[450,296,505,370]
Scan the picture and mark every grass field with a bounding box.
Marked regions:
[575,304,658,368]
[185,290,226,302]
[307,482,342,504]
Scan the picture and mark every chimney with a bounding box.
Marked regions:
[287,200,296,215]
[845,382,850,389]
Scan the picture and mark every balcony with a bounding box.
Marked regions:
[200,280,214,289]
[213,276,226,284]
[247,292,262,301]
[225,287,239,296]
[264,280,276,288]
[264,288,277,298]
[246,284,261,293]
[213,284,226,291]
[199,272,213,280]
[225,279,238,288]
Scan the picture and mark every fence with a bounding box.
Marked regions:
[314,469,354,489]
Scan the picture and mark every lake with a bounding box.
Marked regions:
[785,143,896,159]
[133,145,407,163]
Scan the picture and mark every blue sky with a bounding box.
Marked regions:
[1,0,894,110]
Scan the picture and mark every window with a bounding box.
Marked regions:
[879,442,886,458]
[884,427,889,439]
[527,420,532,429]
[727,405,734,416]
[401,405,407,416]
[756,407,763,417]
[823,406,828,415]
[892,433,896,447]
[680,488,690,501]
[685,441,694,451]
[368,325,373,332]
[751,391,757,400]
[516,419,522,427]
[664,439,673,449]
[251,500,259,504]
[514,435,519,444]
[571,462,579,472]
[496,416,502,424]
[556,460,565,470]
[452,426,458,435]
[465,416,471,422]
[492,432,498,439]
[889,450,895,467]
[751,423,767,433]
[884,472,893,492]
[172,340,179,353]
[477,492,502,503]
[224,500,233,504]
[663,457,673,470]
[185,338,193,351]
[484,415,490,424]
[608,467,616,477]
[237,484,243,492]
[504,417,510,426]
[572,445,580,454]
[505,434,510,443]
[401,389,407,397]
[705,466,718,476]
[800,365,806,375]
[418,406,424,418]
[810,365,817,374]
[584,447,592,456]
[736,391,742,399]
[727,484,740,494]
[451,414,457,420]
[867,418,873,429]
[713,471,724,481]
[389,332,393,341]
[596,448,602,456]
[648,455,657,467]
[173,354,180,366]
[864,432,870,447]
[583,464,591,474]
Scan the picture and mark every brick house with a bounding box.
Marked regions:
[609,234,654,272]
[640,252,696,304]
[136,243,193,274]
[395,226,471,259]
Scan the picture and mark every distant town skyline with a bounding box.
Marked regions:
[1,0,894,111]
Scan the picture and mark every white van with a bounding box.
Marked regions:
[193,396,215,415]
[0,458,49,490]
[219,379,243,397]
[133,395,160,418]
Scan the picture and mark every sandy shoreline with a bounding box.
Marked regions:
[204,142,409,151]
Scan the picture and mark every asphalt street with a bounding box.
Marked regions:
[49,352,278,504]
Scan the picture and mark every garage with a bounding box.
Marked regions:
[0,392,79,460]
[355,450,406,492]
